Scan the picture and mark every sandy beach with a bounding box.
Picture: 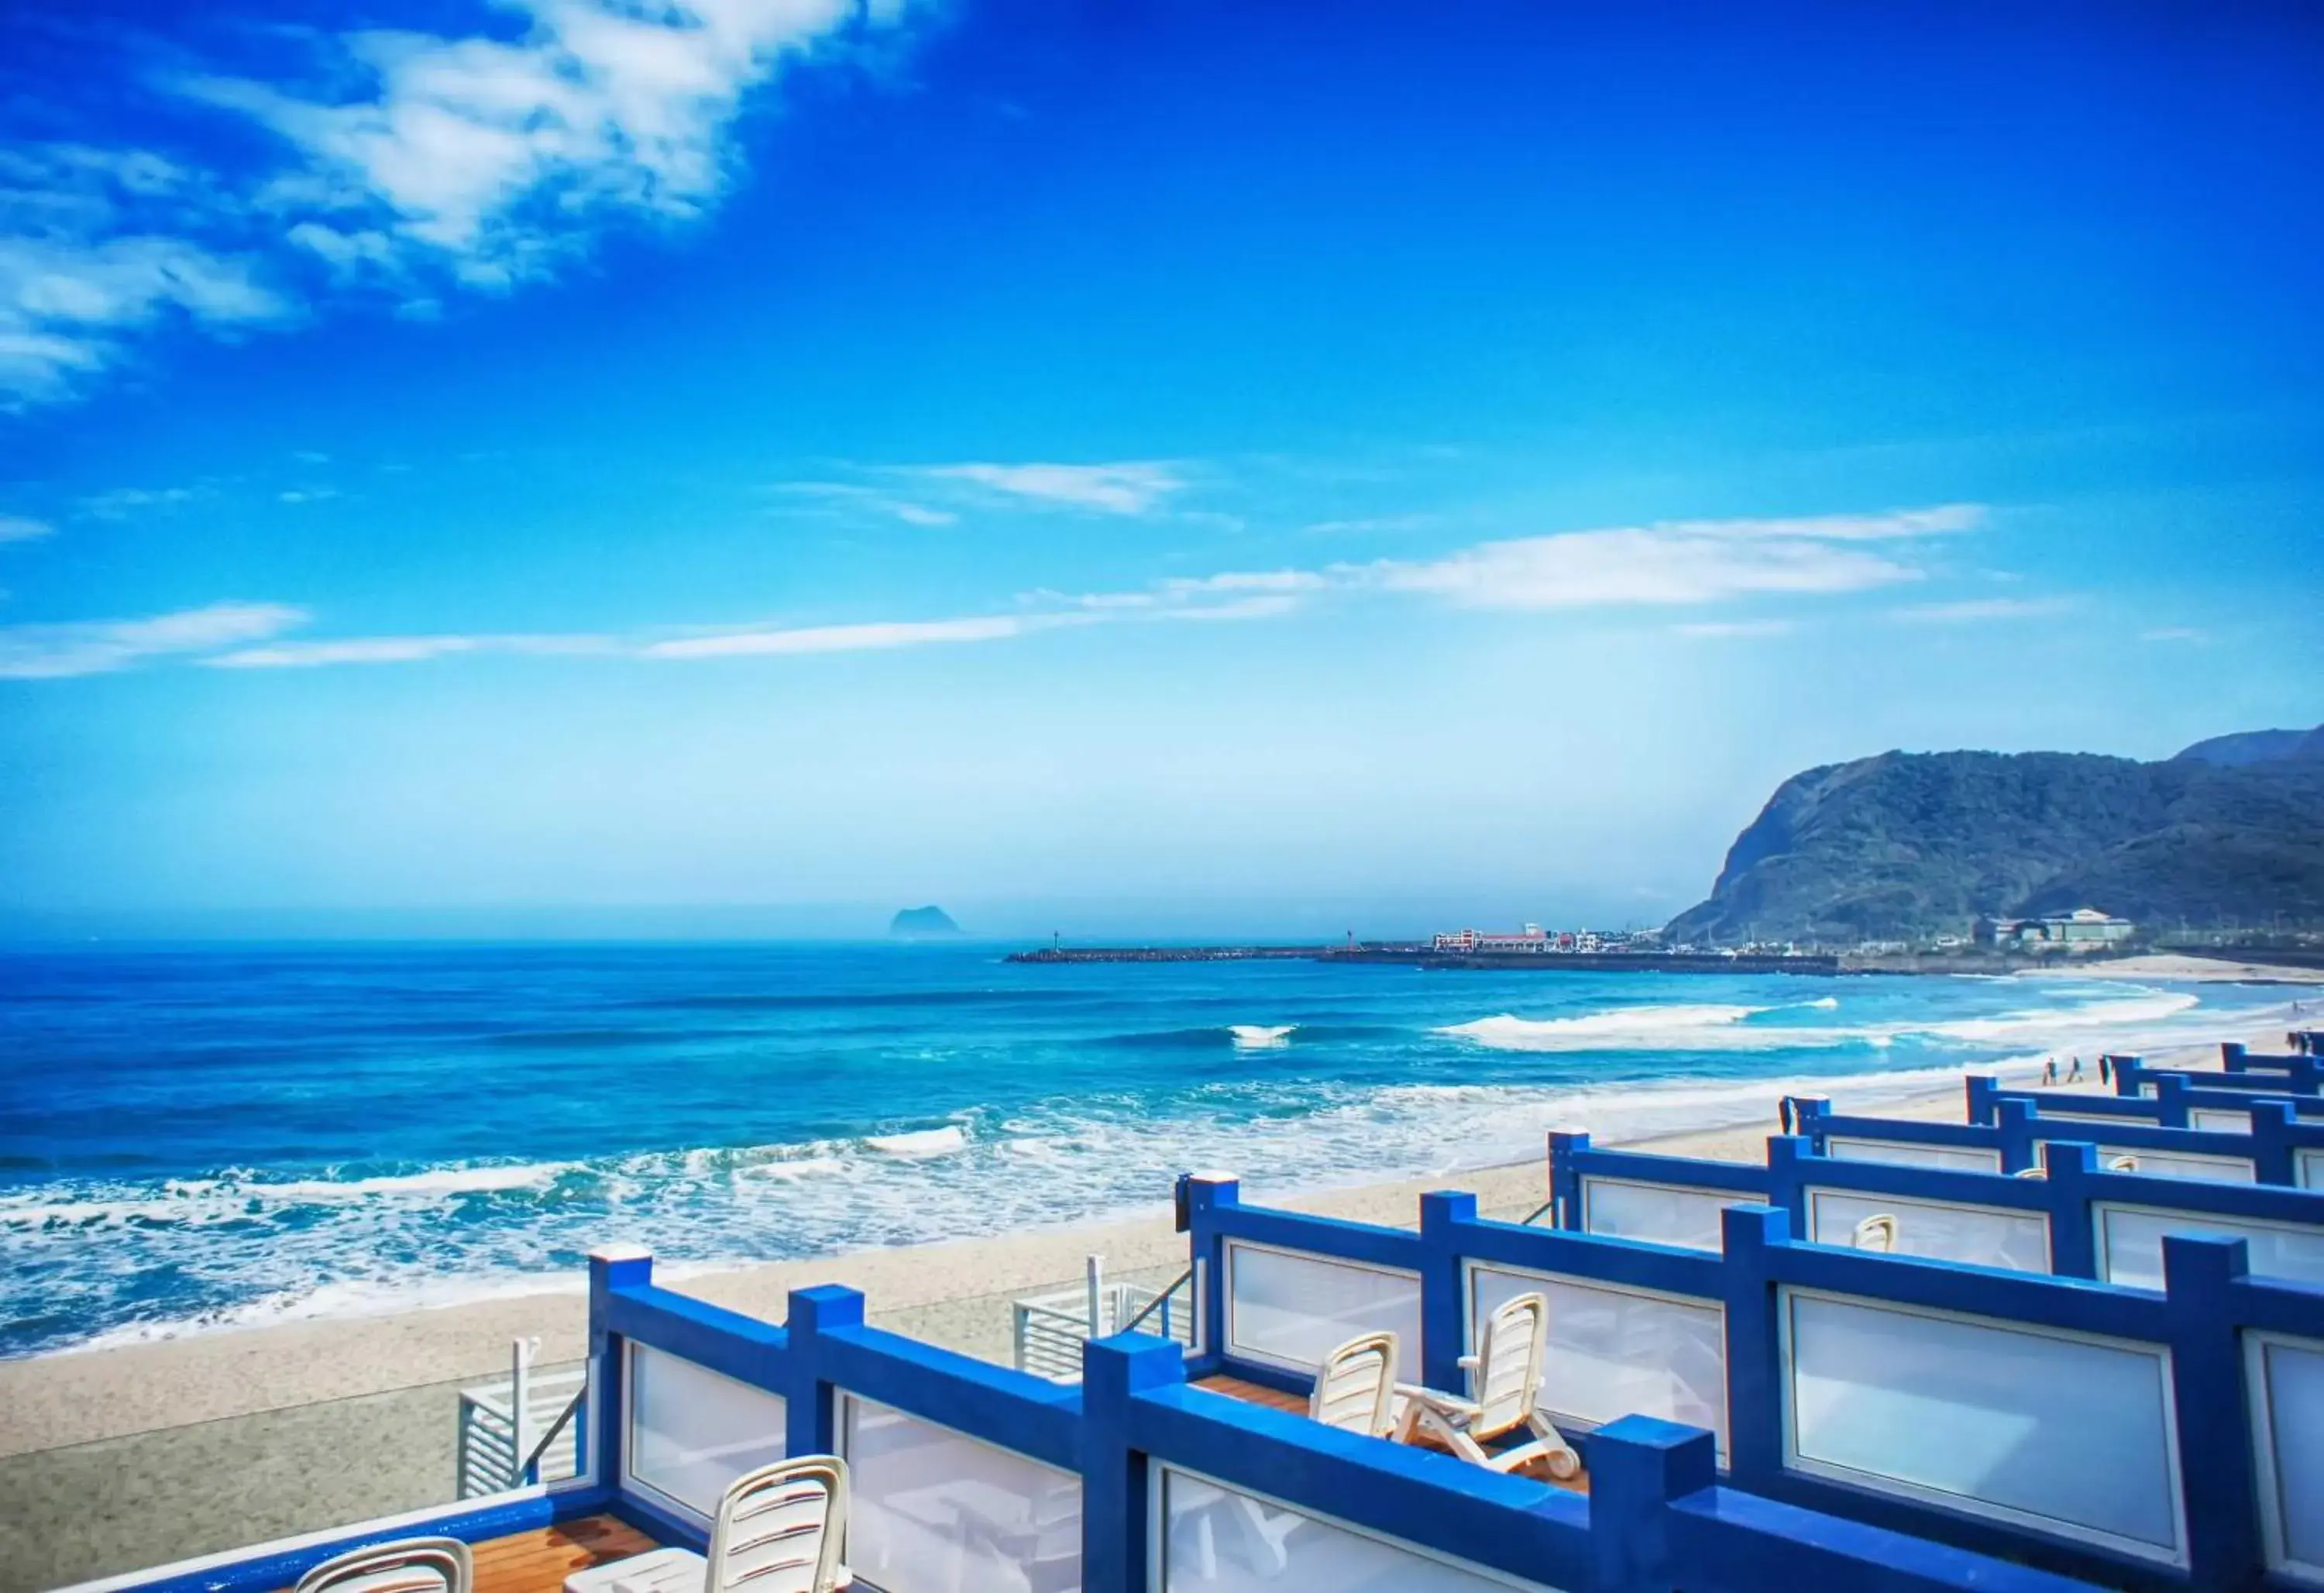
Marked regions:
[0,991,2310,1590]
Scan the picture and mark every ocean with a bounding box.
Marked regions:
[0,942,2299,1359]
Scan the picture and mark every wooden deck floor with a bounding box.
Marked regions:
[1195,1375,1590,1494]
[473,1517,659,1593]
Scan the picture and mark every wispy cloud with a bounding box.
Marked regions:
[1353,505,1978,610]
[0,515,54,545]
[78,486,207,519]
[205,636,477,669]
[3,2,927,405]
[1671,618,1797,638]
[2140,626,2207,644]
[643,614,1059,659]
[762,481,957,527]
[910,461,1188,516]
[1893,594,2077,624]
[2,502,1985,678]
[0,602,306,679]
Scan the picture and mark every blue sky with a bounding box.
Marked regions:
[2,0,2320,938]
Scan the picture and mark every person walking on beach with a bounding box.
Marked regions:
[2068,1056,2083,1083]
[2099,1055,2112,1086]
[2043,1058,2057,1085]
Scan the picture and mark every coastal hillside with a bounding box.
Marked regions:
[1666,729,2324,944]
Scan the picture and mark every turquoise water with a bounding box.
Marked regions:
[0,943,2295,1357]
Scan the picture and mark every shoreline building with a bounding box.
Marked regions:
[1432,923,1552,954]
[1978,906,2137,951]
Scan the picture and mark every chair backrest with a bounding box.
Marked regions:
[1308,1330,1398,1436]
[1851,1213,1899,1253]
[708,1455,849,1593]
[2108,1154,2140,1172]
[1473,1292,1549,1437]
[294,1538,471,1593]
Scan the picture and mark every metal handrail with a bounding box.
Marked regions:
[520,1385,586,1482]
[1118,1268,1192,1335]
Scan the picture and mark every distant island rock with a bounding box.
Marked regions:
[890,905,963,938]
[1665,725,2324,944]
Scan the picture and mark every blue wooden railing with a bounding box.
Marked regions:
[1184,1175,2324,1592]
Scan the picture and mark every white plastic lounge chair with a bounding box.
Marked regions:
[1851,1213,1899,1253]
[1394,1292,1580,1481]
[564,1457,852,1593]
[2014,1167,2047,1179]
[297,1539,472,1593]
[1308,1330,1401,1436]
[2107,1154,2140,1173]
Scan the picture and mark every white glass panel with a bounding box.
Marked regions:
[2189,1109,2251,1134]
[1826,1137,2003,1174]
[1160,1468,1553,1591]
[626,1344,787,1518]
[844,1397,1081,1593]
[1805,1189,2048,1273]
[1471,1265,1725,1454]
[2097,1206,2324,1292]
[1580,1178,1738,1251]
[2035,1110,2141,1125]
[1786,1292,2179,1559]
[2298,1148,2323,1192]
[1225,1243,1421,1372]
[2090,1146,2255,1184]
[2255,1336,2324,1574]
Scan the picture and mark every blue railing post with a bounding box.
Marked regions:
[1717,1204,1789,1489]
[2222,1041,2249,1072]
[2113,1055,2147,1097]
[1995,1099,2038,1172]
[1547,1128,1590,1229]
[2250,1100,2298,1185]
[1418,1190,1474,1394]
[1763,1137,1810,1234]
[784,1285,863,1457]
[1181,1172,1238,1365]
[2160,1235,2260,1591]
[586,1244,654,1492]
[2037,1140,2100,1278]
[1790,1096,1831,1153]
[2153,1072,2192,1129]
[1965,1074,2000,1127]
[1081,1333,1186,1593]
[1587,1416,1718,1593]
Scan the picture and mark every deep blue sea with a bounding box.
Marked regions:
[0,943,2301,1358]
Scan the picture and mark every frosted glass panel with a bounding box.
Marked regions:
[1580,1178,1738,1251]
[2089,1145,2255,1184]
[1225,1243,1421,1372]
[1471,1266,1725,1453]
[1805,1190,2048,1273]
[2097,1206,2324,1292]
[1825,1137,2003,1174]
[2255,1337,2324,1574]
[1160,1469,1556,1591]
[844,1397,1081,1593]
[2189,1109,2251,1134]
[626,1344,787,1518]
[2035,1110,2140,1125]
[1786,1292,2179,1558]
[2298,1149,2323,1192]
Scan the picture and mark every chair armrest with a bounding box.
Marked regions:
[1456,1354,1480,1371]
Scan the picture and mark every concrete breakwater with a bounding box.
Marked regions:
[1006,944,1843,974]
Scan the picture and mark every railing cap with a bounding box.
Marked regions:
[587,1242,654,1263]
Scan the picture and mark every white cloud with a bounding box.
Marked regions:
[1,3,920,404]
[0,515,54,545]
[914,461,1187,515]
[1893,595,2077,624]
[764,481,957,526]
[643,614,1053,659]
[1671,618,1797,638]
[277,488,341,504]
[206,635,476,668]
[1355,507,1963,611]
[79,486,206,519]
[189,0,890,287]
[0,602,306,679]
